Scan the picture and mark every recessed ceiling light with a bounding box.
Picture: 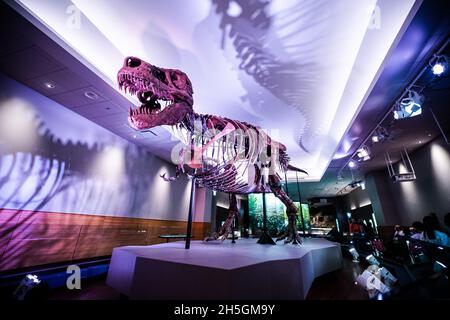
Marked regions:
[84,91,99,100]
[44,82,55,89]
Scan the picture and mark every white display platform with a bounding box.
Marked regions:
[106,238,342,300]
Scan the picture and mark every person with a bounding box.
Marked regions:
[393,224,405,241]
[410,221,424,240]
[443,213,450,237]
[420,215,450,247]
[429,212,442,231]
[349,218,363,235]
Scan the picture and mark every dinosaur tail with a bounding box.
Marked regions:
[287,164,308,176]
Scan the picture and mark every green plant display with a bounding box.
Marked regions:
[248,193,310,236]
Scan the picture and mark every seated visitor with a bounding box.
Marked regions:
[393,224,405,241]
[410,221,424,240]
[443,213,450,237]
[420,215,450,247]
[429,212,442,230]
[372,237,386,254]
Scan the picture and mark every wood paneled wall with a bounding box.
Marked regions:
[0,209,211,271]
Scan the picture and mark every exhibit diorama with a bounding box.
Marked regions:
[0,0,450,305]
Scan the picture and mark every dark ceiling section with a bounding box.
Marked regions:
[0,2,172,160]
[330,0,450,173]
[0,2,128,133]
[297,0,450,199]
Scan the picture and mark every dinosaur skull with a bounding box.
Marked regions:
[117,56,194,130]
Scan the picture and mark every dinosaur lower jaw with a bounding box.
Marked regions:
[128,102,192,130]
[128,103,171,130]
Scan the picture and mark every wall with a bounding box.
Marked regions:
[0,209,210,271]
[365,137,450,226]
[341,187,371,212]
[0,74,211,270]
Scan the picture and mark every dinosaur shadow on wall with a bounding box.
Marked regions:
[0,111,184,269]
[210,0,330,154]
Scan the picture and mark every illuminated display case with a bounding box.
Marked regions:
[248,193,310,237]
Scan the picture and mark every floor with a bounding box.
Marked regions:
[306,256,368,300]
[47,255,369,300]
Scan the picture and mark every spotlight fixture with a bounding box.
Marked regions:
[429,54,448,76]
[366,254,380,266]
[349,180,363,189]
[349,247,360,262]
[393,90,423,120]
[372,126,390,143]
[356,268,391,297]
[43,82,55,89]
[13,274,42,300]
[379,267,398,287]
[357,146,371,161]
[348,160,356,168]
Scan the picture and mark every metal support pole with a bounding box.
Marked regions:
[296,172,306,235]
[231,194,236,244]
[262,188,267,232]
[257,174,275,245]
[185,177,196,249]
[284,172,290,194]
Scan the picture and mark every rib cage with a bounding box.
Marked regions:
[169,113,291,194]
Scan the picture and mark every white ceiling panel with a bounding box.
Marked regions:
[13,0,418,181]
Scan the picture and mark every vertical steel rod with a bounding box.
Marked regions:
[296,172,306,235]
[185,177,196,249]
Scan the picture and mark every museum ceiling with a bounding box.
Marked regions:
[1,0,449,198]
[5,0,423,182]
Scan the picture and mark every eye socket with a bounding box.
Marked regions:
[170,72,193,94]
[152,68,167,84]
[170,72,183,88]
[127,57,141,68]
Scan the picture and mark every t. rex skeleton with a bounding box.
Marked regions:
[117,56,307,244]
